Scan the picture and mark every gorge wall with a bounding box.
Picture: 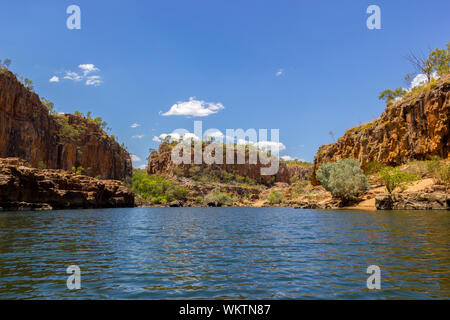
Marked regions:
[0,70,132,180]
[312,75,450,184]
[147,143,312,184]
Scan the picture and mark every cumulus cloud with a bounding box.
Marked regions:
[131,154,141,162]
[161,97,224,117]
[63,64,102,86]
[281,155,296,161]
[132,134,145,139]
[275,69,284,77]
[64,71,82,81]
[137,164,147,169]
[253,141,286,152]
[130,123,141,128]
[49,76,59,83]
[204,129,224,139]
[78,64,99,76]
[85,75,102,86]
[410,72,439,89]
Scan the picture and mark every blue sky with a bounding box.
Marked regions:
[1,0,449,168]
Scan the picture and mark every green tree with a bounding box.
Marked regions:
[317,158,370,203]
[204,188,234,206]
[378,87,407,103]
[40,97,56,115]
[379,167,419,194]
[2,58,11,68]
[406,42,450,82]
[23,78,34,90]
[267,190,284,204]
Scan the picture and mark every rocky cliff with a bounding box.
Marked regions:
[0,158,134,210]
[0,70,132,180]
[147,142,312,185]
[312,74,450,184]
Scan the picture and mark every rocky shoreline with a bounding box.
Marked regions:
[0,158,134,211]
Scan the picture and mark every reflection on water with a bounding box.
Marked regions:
[0,207,448,299]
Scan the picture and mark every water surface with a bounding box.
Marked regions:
[0,207,448,299]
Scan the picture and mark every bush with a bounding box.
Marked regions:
[379,167,419,193]
[425,157,450,185]
[317,158,370,203]
[267,190,284,204]
[72,166,84,175]
[291,180,308,197]
[363,161,384,175]
[204,188,234,206]
[130,172,188,204]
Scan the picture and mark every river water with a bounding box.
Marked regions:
[0,207,448,299]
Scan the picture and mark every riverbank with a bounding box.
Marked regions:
[0,158,134,211]
[134,160,449,210]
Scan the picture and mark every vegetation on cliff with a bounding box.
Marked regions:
[379,43,450,103]
[0,64,132,180]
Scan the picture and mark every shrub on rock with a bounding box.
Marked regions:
[317,158,370,203]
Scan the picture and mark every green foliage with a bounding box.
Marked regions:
[378,87,406,103]
[204,188,234,206]
[186,165,257,185]
[317,158,370,202]
[291,179,309,197]
[130,172,188,204]
[38,161,46,169]
[427,44,450,77]
[40,97,56,115]
[379,167,419,194]
[425,157,450,186]
[267,190,284,204]
[54,115,82,141]
[72,166,84,175]
[379,43,450,104]
[18,77,34,90]
[363,161,384,175]
[0,58,11,69]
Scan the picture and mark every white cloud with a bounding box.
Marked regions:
[253,141,286,152]
[131,154,141,162]
[410,72,439,89]
[132,134,145,139]
[130,123,141,128]
[161,97,224,117]
[62,64,102,86]
[49,76,59,83]
[204,129,224,139]
[64,71,82,82]
[86,75,102,86]
[275,69,284,77]
[281,155,296,161]
[79,64,99,76]
[137,164,147,169]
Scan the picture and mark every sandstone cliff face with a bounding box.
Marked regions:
[0,70,132,180]
[312,75,450,184]
[147,143,311,184]
[0,158,134,210]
